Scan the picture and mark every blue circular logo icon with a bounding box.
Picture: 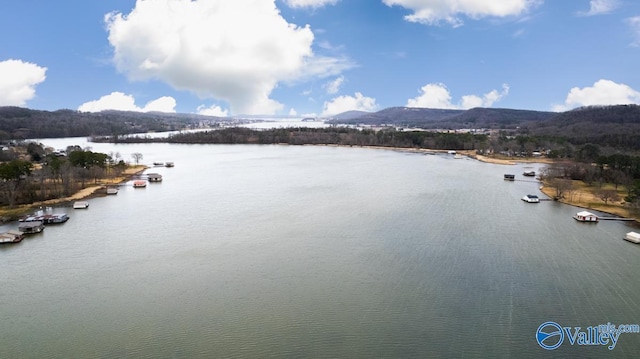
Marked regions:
[537,321,564,350]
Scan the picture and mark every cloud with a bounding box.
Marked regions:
[105,0,352,115]
[78,92,177,113]
[628,16,640,46]
[382,0,540,27]
[283,0,339,9]
[322,92,378,115]
[196,104,229,117]
[553,79,640,111]
[324,76,344,94]
[578,0,619,16]
[0,59,47,106]
[407,83,509,109]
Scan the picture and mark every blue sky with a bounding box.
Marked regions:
[1,0,639,117]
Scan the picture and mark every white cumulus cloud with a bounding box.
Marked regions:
[283,0,339,8]
[578,0,619,16]
[553,79,640,112]
[0,59,47,106]
[197,104,229,117]
[407,83,509,109]
[324,76,344,94]
[78,92,177,113]
[382,0,539,27]
[105,0,351,115]
[322,92,378,116]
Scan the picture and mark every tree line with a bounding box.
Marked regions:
[95,127,490,151]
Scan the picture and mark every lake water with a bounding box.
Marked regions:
[1,140,639,358]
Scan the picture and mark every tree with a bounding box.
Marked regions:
[596,189,620,205]
[68,150,111,186]
[131,152,143,165]
[0,160,32,207]
[547,178,573,200]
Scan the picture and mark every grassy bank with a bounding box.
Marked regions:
[540,181,639,223]
[0,165,147,222]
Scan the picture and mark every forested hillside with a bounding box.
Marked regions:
[327,107,556,129]
[523,105,640,151]
[0,107,221,140]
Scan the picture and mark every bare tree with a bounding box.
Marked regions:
[548,178,573,200]
[131,152,143,165]
[596,189,620,205]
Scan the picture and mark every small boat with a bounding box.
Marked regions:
[73,201,89,209]
[521,194,540,203]
[624,232,640,244]
[42,213,70,224]
[153,161,164,166]
[133,180,147,188]
[523,170,536,177]
[18,221,45,234]
[106,187,119,195]
[573,211,598,222]
[447,150,457,155]
[165,162,174,167]
[147,173,163,182]
[28,213,69,224]
[19,210,70,224]
[454,154,463,159]
[0,230,25,244]
[504,174,515,181]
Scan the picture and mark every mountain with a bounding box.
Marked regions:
[326,106,554,129]
[325,110,371,121]
[328,107,463,127]
[524,105,640,150]
[0,107,224,140]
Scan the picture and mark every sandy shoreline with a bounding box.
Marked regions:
[0,165,147,221]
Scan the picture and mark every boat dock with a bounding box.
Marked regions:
[598,217,635,222]
[514,179,541,184]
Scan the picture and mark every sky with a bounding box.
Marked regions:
[1,0,640,117]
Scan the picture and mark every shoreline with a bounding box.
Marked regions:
[316,144,639,223]
[0,165,147,222]
[539,184,639,225]
[311,144,553,165]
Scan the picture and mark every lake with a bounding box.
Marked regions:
[1,140,639,358]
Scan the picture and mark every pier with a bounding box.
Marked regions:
[598,217,635,222]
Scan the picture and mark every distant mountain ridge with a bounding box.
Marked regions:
[327,104,640,150]
[328,106,556,129]
[1,105,640,151]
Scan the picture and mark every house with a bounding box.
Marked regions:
[522,194,540,203]
[147,173,163,182]
[573,211,598,222]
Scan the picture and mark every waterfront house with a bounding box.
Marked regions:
[147,173,163,182]
[521,194,540,203]
[573,211,598,222]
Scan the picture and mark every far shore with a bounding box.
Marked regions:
[310,143,553,165]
